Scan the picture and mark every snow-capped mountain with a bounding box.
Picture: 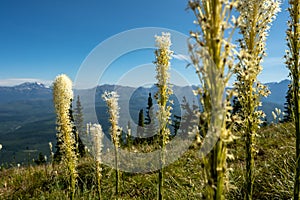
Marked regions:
[14,82,48,90]
[0,82,52,103]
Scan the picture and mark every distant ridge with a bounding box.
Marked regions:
[0,79,290,164]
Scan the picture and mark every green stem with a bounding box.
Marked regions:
[115,146,119,197]
[215,140,225,200]
[246,81,254,200]
[290,1,300,199]
[158,168,163,200]
[293,44,299,200]
[294,79,300,199]
[96,162,101,200]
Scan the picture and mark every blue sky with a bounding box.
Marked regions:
[0,0,290,87]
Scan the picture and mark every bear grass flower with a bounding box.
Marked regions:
[154,32,173,147]
[87,123,104,163]
[234,0,280,199]
[188,0,239,198]
[87,123,104,199]
[102,91,121,148]
[154,32,173,200]
[102,91,121,196]
[53,74,78,200]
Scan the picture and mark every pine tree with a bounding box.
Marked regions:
[126,121,132,147]
[144,93,157,144]
[74,96,84,136]
[53,129,63,163]
[180,97,201,142]
[283,84,294,122]
[34,152,46,165]
[54,98,86,162]
[69,99,85,158]
[136,109,145,143]
[145,93,153,124]
[171,115,181,138]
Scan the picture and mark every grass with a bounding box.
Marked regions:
[0,122,296,199]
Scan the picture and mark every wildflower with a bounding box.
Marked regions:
[272,111,277,121]
[102,91,121,196]
[87,123,104,199]
[102,91,121,148]
[188,0,240,198]
[154,32,173,146]
[235,0,280,199]
[49,142,52,150]
[154,32,173,200]
[87,123,104,163]
[53,74,77,199]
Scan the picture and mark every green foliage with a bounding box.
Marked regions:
[69,96,85,157]
[283,85,294,122]
[74,96,86,157]
[74,96,84,135]
[34,152,46,165]
[137,109,144,139]
[54,99,86,162]
[144,93,157,144]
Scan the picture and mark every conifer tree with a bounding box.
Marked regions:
[69,99,85,158]
[283,84,294,122]
[171,115,181,138]
[145,93,157,143]
[126,121,132,147]
[74,96,84,135]
[73,96,86,157]
[137,109,145,140]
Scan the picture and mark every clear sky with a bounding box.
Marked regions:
[0,0,290,87]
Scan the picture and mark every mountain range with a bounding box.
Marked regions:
[0,80,290,164]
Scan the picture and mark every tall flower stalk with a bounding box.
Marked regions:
[53,74,78,200]
[154,32,173,200]
[87,123,104,200]
[188,0,238,199]
[102,91,121,196]
[235,1,280,199]
[285,0,300,198]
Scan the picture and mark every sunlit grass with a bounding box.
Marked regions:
[0,122,296,199]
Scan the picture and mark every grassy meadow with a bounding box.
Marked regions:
[0,122,295,199]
